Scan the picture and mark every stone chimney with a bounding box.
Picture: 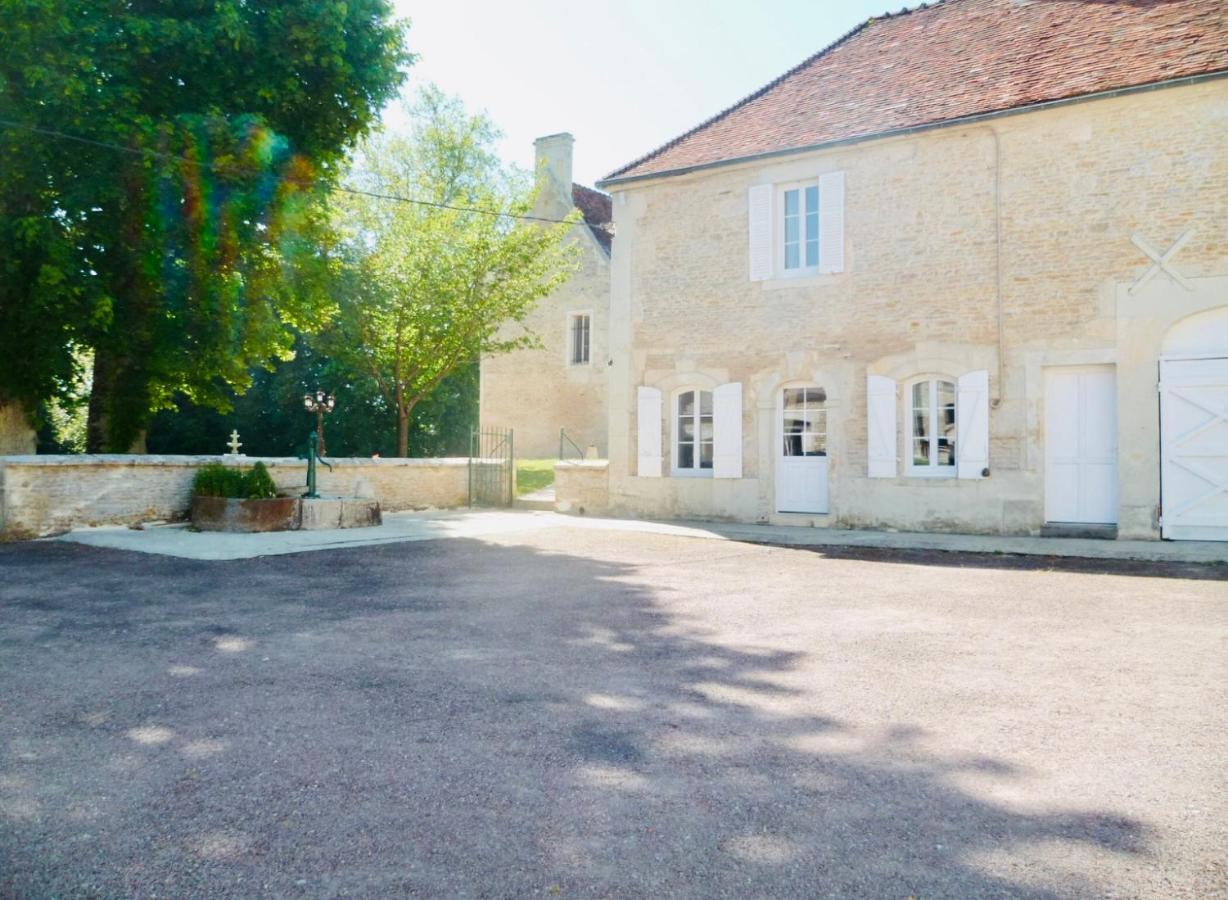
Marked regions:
[533,132,574,220]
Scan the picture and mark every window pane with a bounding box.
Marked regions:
[913,438,930,466]
[783,415,805,435]
[700,420,714,442]
[678,391,694,418]
[783,434,801,456]
[805,185,819,268]
[937,438,955,467]
[678,444,694,469]
[784,388,806,411]
[699,391,713,416]
[912,382,930,445]
[937,380,955,410]
[699,442,713,468]
[783,190,800,270]
[679,419,695,441]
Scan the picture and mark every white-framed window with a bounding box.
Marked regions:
[907,378,957,476]
[673,388,714,475]
[782,387,827,457]
[780,181,820,275]
[567,312,591,366]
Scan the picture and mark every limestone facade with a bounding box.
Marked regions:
[599,80,1228,539]
[479,134,611,459]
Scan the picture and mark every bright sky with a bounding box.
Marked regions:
[388,0,912,186]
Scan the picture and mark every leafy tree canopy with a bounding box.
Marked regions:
[0,0,411,449]
[330,86,580,456]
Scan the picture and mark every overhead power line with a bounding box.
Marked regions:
[0,117,583,226]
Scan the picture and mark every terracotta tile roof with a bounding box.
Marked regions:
[572,183,614,253]
[603,0,1228,184]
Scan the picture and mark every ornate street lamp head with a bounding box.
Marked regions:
[303,390,336,414]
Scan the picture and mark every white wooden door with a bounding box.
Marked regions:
[776,387,828,513]
[1160,357,1228,541]
[1044,366,1117,524]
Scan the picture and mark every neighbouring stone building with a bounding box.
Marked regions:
[589,0,1228,541]
[479,133,612,459]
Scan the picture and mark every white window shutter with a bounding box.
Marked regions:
[818,171,845,274]
[636,386,662,477]
[957,369,989,479]
[748,184,772,281]
[712,382,743,479]
[867,375,896,478]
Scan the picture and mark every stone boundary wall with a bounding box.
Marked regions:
[0,455,471,539]
[554,460,609,516]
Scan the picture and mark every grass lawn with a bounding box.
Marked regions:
[516,458,556,496]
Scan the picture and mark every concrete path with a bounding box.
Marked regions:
[53,508,1228,564]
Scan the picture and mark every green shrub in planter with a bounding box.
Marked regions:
[193,461,280,499]
[243,462,278,499]
[193,462,245,498]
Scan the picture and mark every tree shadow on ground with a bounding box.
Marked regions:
[0,537,1161,897]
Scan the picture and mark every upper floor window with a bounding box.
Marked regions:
[568,312,590,366]
[782,182,819,273]
[675,389,713,474]
[908,379,956,475]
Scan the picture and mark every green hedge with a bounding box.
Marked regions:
[192,461,279,499]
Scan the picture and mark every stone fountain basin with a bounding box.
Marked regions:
[190,496,382,533]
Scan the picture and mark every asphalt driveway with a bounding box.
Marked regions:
[1,528,1225,898]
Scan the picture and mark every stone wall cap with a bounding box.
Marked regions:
[556,459,610,469]
[0,454,473,468]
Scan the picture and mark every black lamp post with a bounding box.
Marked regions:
[303,389,335,455]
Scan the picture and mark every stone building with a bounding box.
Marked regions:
[479,133,612,459]
[593,0,1228,540]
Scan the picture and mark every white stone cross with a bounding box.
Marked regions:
[1129,228,1195,294]
[227,430,243,455]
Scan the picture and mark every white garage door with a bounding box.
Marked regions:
[1044,366,1118,525]
[1160,357,1228,541]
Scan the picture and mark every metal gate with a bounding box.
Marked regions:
[469,426,514,507]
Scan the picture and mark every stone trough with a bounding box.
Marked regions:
[190,495,382,533]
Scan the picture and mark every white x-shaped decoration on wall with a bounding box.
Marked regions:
[1129,228,1195,294]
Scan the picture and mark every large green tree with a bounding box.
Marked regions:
[0,0,410,450]
[331,87,578,457]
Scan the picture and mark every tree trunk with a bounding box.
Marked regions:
[0,399,36,455]
[86,349,115,453]
[396,406,410,457]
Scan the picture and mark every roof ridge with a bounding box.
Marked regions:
[600,1,946,184]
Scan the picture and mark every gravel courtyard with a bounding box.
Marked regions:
[1,528,1225,898]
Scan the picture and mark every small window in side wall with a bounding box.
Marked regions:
[908,378,956,475]
[781,182,820,274]
[567,312,590,366]
[674,389,714,474]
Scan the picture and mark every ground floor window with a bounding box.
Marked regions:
[675,389,713,473]
[909,378,956,474]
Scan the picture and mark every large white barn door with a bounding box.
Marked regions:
[1160,357,1228,541]
[1044,366,1118,525]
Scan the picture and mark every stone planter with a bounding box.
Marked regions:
[191,496,301,533]
[190,495,382,533]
